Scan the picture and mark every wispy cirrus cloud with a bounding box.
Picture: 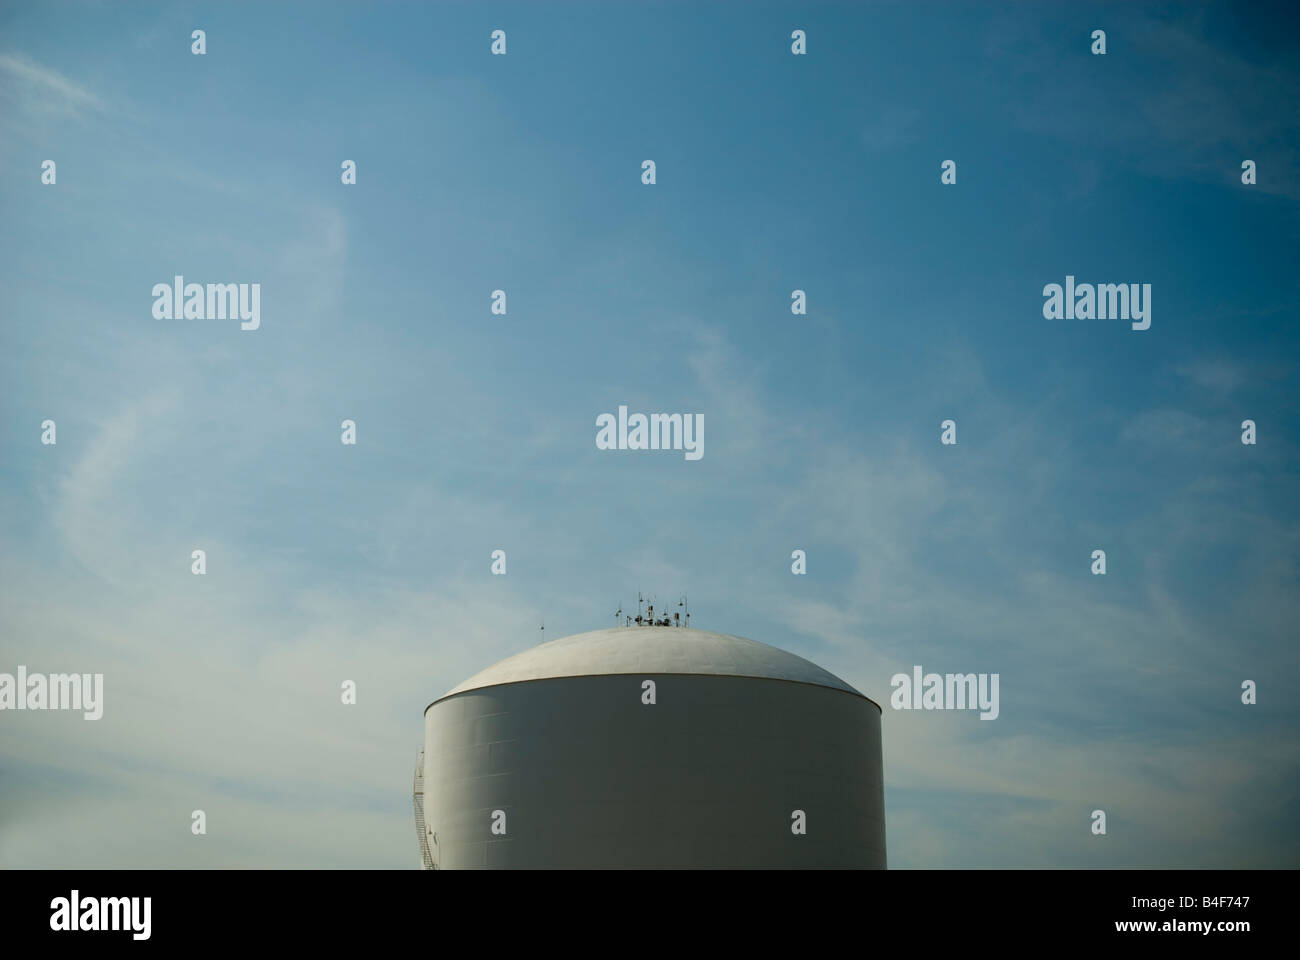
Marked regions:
[0,52,106,116]
[1176,357,1246,394]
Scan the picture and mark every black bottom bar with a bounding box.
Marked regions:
[2,869,1285,946]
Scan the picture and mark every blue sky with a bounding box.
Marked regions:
[2,0,1298,868]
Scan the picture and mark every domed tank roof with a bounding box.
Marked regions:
[431,626,873,706]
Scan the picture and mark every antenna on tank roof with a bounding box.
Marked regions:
[619,592,690,628]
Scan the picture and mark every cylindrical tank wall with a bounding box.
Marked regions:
[423,673,885,868]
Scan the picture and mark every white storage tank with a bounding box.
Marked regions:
[416,624,885,868]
